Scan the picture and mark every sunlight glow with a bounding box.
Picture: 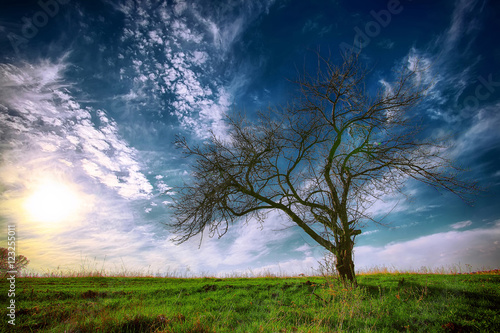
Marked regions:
[24,180,82,224]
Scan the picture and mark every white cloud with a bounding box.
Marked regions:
[440,0,483,55]
[413,204,442,213]
[363,191,407,217]
[156,180,173,194]
[406,49,444,103]
[449,104,500,158]
[222,211,295,265]
[172,20,203,43]
[242,256,319,277]
[20,207,300,278]
[116,3,228,139]
[395,0,486,124]
[390,221,420,230]
[112,0,277,140]
[0,60,153,200]
[360,230,379,236]
[148,30,164,44]
[355,221,500,271]
[295,243,312,254]
[173,0,188,16]
[0,56,162,278]
[450,220,472,229]
[191,51,208,65]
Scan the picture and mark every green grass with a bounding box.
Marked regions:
[2,273,499,332]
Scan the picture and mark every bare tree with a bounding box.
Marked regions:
[1,247,30,277]
[170,52,477,285]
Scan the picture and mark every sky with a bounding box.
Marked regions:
[0,0,499,277]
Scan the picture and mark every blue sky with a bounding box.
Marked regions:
[0,0,499,276]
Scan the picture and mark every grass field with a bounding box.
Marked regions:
[1,271,499,332]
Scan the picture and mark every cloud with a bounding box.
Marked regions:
[0,57,161,277]
[302,17,332,36]
[173,0,188,16]
[191,0,276,51]
[0,60,153,200]
[355,220,500,271]
[112,0,277,140]
[450,220,472,229]
[242,256,319,277]
[412,204,442,213]
[377,38,394,49]
[360,230,379,236]
[222,210,295,266]
[363,191,408,218]
[448,103,500,159]
[393,0,486,124]
[302,19,319,34]
[20,222,170,275]
[109,1,273,138]
[391,0,496,183]
[295,243,312,255]
[18,205,301,277]
[171,20,203,43]
[115,1,229,139]
[440,0,484,55]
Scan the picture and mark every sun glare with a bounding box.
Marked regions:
[24,180,82,224]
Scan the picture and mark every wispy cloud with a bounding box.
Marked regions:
[377,38,394,49]
[440,0,484,55]
[450,220,472,229]
[302,16,332,36]
[448,103,500,159]
[113,0,276,139]
[115,0,227,138]
[412,204,442,213]
[0,57,161,276]
[355,220,500,271]
[0,59,152,200]
[242,256,319,277]
[295,243,313,255]
[391,0,496,189]
[393,0,486,124]
[222,210,295,266]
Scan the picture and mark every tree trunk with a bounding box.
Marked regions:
[335,236,357,286]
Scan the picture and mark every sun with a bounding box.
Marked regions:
[24,180,82,224]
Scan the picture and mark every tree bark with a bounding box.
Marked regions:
[335,236,357,286]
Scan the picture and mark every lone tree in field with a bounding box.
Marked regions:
[171,53,476,284]
[1,247,29,277]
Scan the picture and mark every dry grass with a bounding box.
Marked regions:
[18,257,498,279]
[357,264,499,276]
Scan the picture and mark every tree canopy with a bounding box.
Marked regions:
[170,52,477,284]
